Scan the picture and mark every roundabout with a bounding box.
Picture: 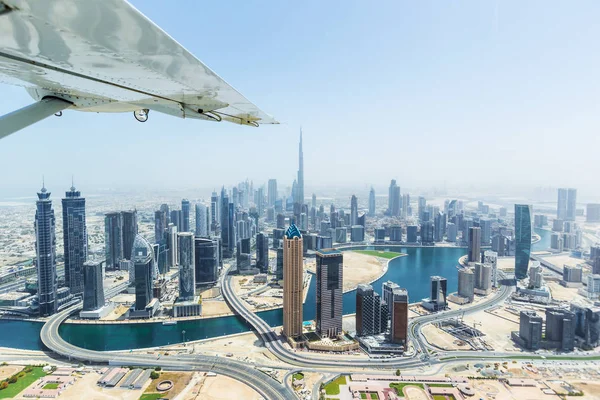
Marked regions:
[156,380,173,392]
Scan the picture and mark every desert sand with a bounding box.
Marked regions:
[306,251,388,292]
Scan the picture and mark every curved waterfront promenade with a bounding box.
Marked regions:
[40,303,293,400]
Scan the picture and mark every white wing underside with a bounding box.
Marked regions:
[0,0,277,126]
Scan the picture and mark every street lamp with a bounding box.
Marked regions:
[182,330,186,345]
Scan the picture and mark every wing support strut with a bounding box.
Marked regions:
[0,97,72,140]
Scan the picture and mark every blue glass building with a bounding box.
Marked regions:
[62,184,87,296]
[515,204,533,280]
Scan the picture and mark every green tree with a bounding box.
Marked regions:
[0,381,8,390]
[395,369,401,376]
[155,366,162,371]
[150,371,160,379]
[8,376,17,384]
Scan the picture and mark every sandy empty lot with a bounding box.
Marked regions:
[546,282,585,302]
[422,324,471,351]
[0,364,23,380]
[306,251,387,292]
[200,300,232,317]
[197,375,261,400]
[463,308,520,351]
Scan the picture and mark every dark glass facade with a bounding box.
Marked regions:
[194,237,218,286]
[82,260,104,311]
[104,212,123,270]
[316,250,343,338]
[515,204,532,280]
[62,186,87,296]
[35,186,57,317]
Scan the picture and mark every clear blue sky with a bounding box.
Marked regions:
[1,1,599,197]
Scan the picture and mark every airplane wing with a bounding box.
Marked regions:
[0,0,278,138]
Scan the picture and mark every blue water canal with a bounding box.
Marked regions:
[0,229,552,351]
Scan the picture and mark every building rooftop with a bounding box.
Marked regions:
[316,248,342,256]
[285,224,302,239]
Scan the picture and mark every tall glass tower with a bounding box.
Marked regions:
[350,195,358,226]
[121,210,138,260]
[181,198,191,232]
[104,212,123,270]
[368,187,376,217]
[195,203,208,237]
[35,184,57,316]
[62,184,87,296]
[515,204,533,280]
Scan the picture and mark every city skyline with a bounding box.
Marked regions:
[1,2,600,397]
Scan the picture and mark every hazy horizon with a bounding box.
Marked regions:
[1,1,599,197]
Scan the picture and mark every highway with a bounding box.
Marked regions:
[408,271,514,358]
[37,266,600,400]
[222,264,430,369]
[40,303,294,400]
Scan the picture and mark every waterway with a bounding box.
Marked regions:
[0,229,551,351]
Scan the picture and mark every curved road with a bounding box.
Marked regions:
[222,265,518,369]
[40,303,293,400]
[223,265,430,368]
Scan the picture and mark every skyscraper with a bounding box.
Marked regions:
[195,203,208,237]
[154,209,167,244]
[418,196,427,222]
[468,226,481,263]
[382,281,400,320]
[133,234,153,310]
[82,260,104,311]
[62,184,87,296]
[283,224,303,340]
[181,199,190,232]
[545,308,576,351]
[194,237,219,286]
[220,187,234,258]
[104,212,123,270]
[316,249,343,338]
[35,184,57,317]
[121,210,138,261]
[390,288,409,344]
[177,232,195,300]
[257,187,265,216]
[350,195,358,226]
[515,204,533,280]
[566,188,577,221]
[268,179,278,206]
[256,232,269,273]
[210,191,219,231]
[388,180,401,217]
[457,267,475,302]
[558,188,577,221]
[167,223,178,269]
[430,276,447,311]
[159,204,170,224]
[478,218,491,246]
[474,262,492,294]
[420,221,434,244]
[356,284,383,336]
[518,310,543,350]
[368,187,376,217]
[587,204,600,223]
[434,211,446,242]
[170,209,182,231]
[295,129,304,206]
